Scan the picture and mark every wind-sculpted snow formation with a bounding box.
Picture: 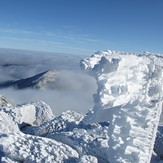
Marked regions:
[0,50,163,163]
[81,51,163,162]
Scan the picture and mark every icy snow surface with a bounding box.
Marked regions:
[0,50,163,163]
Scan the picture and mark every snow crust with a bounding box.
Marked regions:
[81,50,163,162]
[0,132,79,163]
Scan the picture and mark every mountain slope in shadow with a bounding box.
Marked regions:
[0,70,58,90]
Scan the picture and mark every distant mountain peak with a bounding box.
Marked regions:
[0,69,59,90]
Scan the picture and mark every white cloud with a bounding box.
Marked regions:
[0,28,40,35]
[0,27,100,44]
[0,49,96,115]
[0,36,64,46]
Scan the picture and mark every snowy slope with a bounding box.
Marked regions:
[81,51,163,162]
[0,69,58,90]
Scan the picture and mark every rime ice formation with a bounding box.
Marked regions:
[81,51,163,162]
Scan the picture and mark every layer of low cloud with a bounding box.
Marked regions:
[0,48,96,115]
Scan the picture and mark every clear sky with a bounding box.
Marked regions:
[0,0,163,55]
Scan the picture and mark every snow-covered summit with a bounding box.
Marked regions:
[81,50,163,162]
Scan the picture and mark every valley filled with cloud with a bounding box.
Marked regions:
[0,48,96,115]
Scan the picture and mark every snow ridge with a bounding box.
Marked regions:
[81,50,163,163]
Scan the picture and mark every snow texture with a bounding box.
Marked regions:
[0,111,19,134]
[0,132,79,163]
[81,50,163,163]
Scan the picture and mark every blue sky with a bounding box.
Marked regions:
[0,0,163,55]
